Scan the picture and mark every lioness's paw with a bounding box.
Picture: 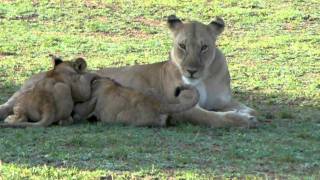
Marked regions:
[237,107,258,117]
[225,111,258,128]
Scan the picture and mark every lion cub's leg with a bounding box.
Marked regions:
[116,109,166,127]
[0,91,22,120]
[0,104,13,121]
[116,110,137,125]
[4,115,27,124]
[30,112,55,127]
[4,102,28,124]
[73,97,97,122]
[59,116,74,126]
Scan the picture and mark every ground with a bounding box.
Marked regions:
[0,0,319,179]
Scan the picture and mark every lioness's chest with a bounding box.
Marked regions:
[194,82,207,108]
[193,81,231,110]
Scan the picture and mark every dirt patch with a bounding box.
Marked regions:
[84,0,119,10]
[0,52,16,57]
[11,13,38,22]
[90,28,152,39]
[85,31,120,41]
[134,16,163,27]
[125,29,152,38]
[32,31,66,36]
[95,16,108,22]
[306,72,320,78]
[32,0,39,6]
[0,0,15,3]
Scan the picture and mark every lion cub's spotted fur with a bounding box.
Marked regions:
[73,77,199,127]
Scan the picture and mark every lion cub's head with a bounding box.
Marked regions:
[49,54,87,76]
[167,15,225,85]
[48,54,97,102]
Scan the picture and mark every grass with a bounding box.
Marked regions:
[0,0,319,179]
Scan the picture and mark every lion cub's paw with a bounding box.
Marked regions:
[225,111,258,128]
[4,115,18,124]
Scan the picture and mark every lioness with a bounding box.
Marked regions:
[0,55,96,127]
[96,15,258,127]
[72,77,199,127]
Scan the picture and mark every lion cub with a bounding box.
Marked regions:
[0,55,96,128]
[73,77,200,127]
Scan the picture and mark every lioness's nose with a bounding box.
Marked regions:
[187,69,197,77]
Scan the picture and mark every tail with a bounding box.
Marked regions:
[159,85,199,114]
[0,122,46,128]
[0,114,54,128]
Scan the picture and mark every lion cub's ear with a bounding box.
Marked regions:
[174,86,182,97]
[208,16,225,35]
[73,57,87,73]
[49,54,63,67]
[167,15,183,33]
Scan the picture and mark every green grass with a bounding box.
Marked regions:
[0,0,319,179]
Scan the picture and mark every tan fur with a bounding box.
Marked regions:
[0,56,96,128]
[72,77,199,127]
[0,16,258,128]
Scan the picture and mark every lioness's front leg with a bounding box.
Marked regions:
[172,106,257,128]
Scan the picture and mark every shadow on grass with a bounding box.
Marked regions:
[0,82,319,177]
[234,89,319,123]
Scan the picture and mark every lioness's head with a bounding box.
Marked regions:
[167,15,225,85]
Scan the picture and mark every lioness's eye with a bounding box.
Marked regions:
[179,43,186,50]
[201,45,208,52]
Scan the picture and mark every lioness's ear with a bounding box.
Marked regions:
[74,57,87,73]
[167,15,183,33]
[208,16,225,35]
[49,54,63,67]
